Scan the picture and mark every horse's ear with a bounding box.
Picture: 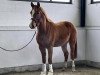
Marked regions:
[37,2,40,8]
[31,2,34,8]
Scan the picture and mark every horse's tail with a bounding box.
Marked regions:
[66,21,77,59]
[74,40,77,59]
[70,40,77,60]
[69,26,77,60]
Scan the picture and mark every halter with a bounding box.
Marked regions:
[30,12,41,28]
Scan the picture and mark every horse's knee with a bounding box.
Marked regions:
[41,53,46,63]
[39,49,46,63]
[47,47,53,64]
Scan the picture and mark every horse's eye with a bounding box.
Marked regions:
[37,12,39,14]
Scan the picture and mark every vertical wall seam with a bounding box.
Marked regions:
[80,0,86,27]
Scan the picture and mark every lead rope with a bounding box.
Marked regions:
[0,31,36,52]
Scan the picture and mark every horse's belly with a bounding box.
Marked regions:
[54,39,68,47]
[54,42,63,47]
[54,34,69,47]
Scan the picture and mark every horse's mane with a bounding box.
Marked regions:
[39,7,52,23]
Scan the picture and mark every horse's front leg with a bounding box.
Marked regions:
[47,46,53,75]
[39,45,47,75]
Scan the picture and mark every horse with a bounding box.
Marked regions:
[29,2,77,75]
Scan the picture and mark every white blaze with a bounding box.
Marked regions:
[31,9,35,18]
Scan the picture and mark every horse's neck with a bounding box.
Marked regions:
[37,13,54,35]
[37,20,54,35]
[37,20,46,34]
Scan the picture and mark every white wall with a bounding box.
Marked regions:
[86,0,100,27]
[86,0,100,62]
[0,0,80,26]
[0,27,86,68]
[86,29,100,62]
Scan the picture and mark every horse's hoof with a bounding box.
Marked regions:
[62,67,67,71]
[47,72,53,75]
[40,71,46,75]
[72,68,76,72]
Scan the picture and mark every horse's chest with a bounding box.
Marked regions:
[36,35,50,47]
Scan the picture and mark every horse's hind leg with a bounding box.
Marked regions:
[69,40,77,72]
[61,44,69,70]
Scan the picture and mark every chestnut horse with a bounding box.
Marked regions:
[29,2,77,75]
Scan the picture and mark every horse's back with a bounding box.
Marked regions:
[55,21,76,35]
[53,21,77,47]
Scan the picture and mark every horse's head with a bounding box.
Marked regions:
[29,2,42,29]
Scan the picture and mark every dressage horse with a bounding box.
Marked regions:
[29,2,77,75]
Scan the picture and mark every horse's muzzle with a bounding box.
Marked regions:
[29,22,32,29]
[29,21,36,29]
